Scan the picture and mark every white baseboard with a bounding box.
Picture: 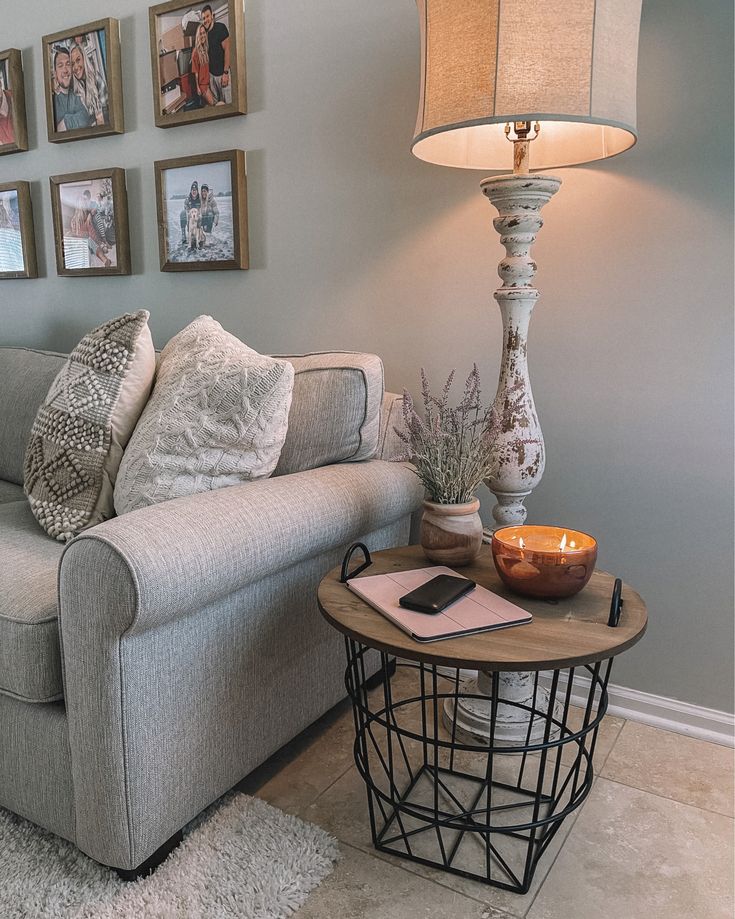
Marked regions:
[541,673,735,748]
[414,663,734,747]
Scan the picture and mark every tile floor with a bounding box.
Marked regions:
[238,668,735,919]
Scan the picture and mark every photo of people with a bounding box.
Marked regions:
[58,177,118,270]
[43,20,123,142]
[162,159,234,263]
[0,181,36,279]
[150,0,245,127]
[0,59,15,148]
[49,29,109,133]
[0,188,23,273]
[155,150,248,271]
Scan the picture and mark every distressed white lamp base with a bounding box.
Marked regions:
[483,172,561,529]
[445,172,562,746]
[443,671,561,747]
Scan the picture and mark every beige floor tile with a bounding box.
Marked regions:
[295,843,509,919]
[238,702,356,815]
[562,705,625,769]
[602,720,735,816]
[301,761,582,918]
[241,666,417,815]
[527,778,735,919]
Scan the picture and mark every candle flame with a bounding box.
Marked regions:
[519,536,526,550]
[559,533,567,551]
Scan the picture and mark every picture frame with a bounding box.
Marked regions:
[42,18,124,144]
[154,149,248,271]
[0,181,38,279]
[148,0,246,129]
[49,168,131,277]
[0,49,29,156]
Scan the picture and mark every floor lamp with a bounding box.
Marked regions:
[411,0,643,743]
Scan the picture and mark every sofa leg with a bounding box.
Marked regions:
[364,656,397,690]
[113,829,184,882]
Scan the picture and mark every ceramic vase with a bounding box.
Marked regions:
[420,498,483,567]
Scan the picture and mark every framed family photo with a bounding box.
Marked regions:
[49,168,131,277]
[154,149,248,271]
[42,19,124,144]
[149,0,246,129]
[0,182,37,279]
[0,49,29,155]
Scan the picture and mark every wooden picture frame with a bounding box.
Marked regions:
[42,18,124,144]
[0,49,29,156]
[154,149,248,271]
[49,168,131,277]
[149,0,246,129]
[0,181,38,279]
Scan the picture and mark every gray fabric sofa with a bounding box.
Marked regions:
[0,345,422,873]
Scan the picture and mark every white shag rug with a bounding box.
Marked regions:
[0,794,339,919]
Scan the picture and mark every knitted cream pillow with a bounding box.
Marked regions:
[24,311,155,541]
[114,316,295,515]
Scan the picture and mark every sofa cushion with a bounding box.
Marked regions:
[0,348,67,486]
[0,480,25,505]
[273,352,384,476]
[114,316,295,515]
[24,311,156,542]
[0,501,64,703]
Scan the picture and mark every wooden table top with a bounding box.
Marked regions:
[318,545,647,672]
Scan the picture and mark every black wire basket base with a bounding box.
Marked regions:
[345,640,613,894]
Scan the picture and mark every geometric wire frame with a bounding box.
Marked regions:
[345,639,613,894]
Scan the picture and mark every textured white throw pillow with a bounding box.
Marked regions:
[114,316,294,515]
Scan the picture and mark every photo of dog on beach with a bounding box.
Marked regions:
[162,159,233,262]
[155,149,248,271]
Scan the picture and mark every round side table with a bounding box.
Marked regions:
[318,545,647,895]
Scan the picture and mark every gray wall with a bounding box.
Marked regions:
[1,1,732,712]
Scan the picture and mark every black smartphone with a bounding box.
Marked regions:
[399,575,476,615]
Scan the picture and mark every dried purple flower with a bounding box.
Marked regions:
[393,368,532,504]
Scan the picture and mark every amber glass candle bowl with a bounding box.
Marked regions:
[491,525,598,599]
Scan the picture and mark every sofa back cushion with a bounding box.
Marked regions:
[273,351,384,476]
[0,346,385,487]
[0,348,67,486]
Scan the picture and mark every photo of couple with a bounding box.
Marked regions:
[154,3,231,117]
[59,177,118,270]
[49,29,109,133]
[162,159,234,264]
[0,59,15,148]
[0,189,23,273]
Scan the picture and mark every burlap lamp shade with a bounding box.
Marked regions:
[412,0,643,170]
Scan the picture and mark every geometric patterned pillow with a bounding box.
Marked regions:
[113,315,294,515]
[24,311,155,541]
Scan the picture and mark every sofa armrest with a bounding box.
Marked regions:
[60,459,422,637]
[58,459,422,870]
[378,391,408,462]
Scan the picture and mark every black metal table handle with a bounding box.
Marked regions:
[340,542,372,583]
[608,578,624,627]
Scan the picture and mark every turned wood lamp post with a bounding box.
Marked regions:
[411,0,643,744]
